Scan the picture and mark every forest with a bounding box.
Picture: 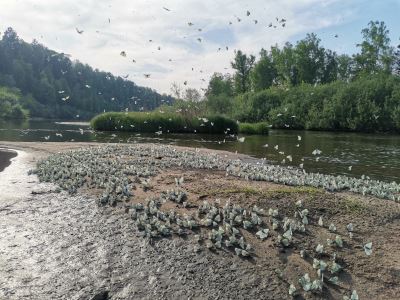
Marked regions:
[0,27,173,120]
[170,21,400,132]
[1,21,400,133]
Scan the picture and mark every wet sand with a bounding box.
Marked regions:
[0,142,399,300]
[0,142,275,300]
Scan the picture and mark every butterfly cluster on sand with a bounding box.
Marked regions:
[31,144,395,298]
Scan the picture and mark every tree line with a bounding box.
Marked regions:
[203,21,400,132]
[0,27,173,120]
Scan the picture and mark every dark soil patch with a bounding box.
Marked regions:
[79,167,400,300]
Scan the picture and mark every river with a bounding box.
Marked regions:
[0,119,399,183]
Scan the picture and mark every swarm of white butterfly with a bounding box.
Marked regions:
[31,144,393,298]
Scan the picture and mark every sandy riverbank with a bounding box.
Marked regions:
[0,142,399,300]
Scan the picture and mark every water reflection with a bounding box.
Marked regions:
[0,119,399,182]
[0,149,17,172]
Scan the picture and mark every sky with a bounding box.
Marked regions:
[1,0,399,95]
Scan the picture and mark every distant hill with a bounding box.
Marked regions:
[0,27,174,120]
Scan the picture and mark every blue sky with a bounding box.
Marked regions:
[291,0,400,55]
[1,0,399,94]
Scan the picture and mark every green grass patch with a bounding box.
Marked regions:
[339,196,368,214]
[239,122,269,135]
[263,186,322,196]
[215,186,262,196]
[211,185,321,197]
[91,112,238,134]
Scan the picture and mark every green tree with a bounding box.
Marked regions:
[250,49,277,91]
[270,43,299,86]
[394,43,400,76]
[354,21,394,74]
[337,54,354,81]
[294,33,326,84]
[0,27,173,119]
[205,73,234,115]
[321,49,338,84]
[206,94,233,115]
[1,27,19,74]
[206,73,233,97]
[231,50,255,94]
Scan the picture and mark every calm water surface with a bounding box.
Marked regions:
[0,149,17,172]
[1,119,399,183]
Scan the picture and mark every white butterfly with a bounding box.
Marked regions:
[175,176,184,186]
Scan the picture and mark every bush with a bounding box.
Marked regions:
[91,112,238,134]
[0,86,29,119]
[9,104,29,119]
[230,74,400,133]
[239,122,269,135]
[206,94,233,115]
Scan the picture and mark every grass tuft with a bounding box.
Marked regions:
[339,196,367,214]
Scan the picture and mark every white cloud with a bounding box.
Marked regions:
[1,0,357,94]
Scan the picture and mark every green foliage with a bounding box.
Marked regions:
[204,20,400,133]
[158,99,207,119]
[354,21,394,75]
[295,33,327,84]
[231,50,255,94]
[232,88,283,123]
[254,34,339,87]
[206,94,233,115]
[337,54,354,81]
[270,42,300,86]
[219,20,397,92]
[0,86,28,119]
[9,104,28,119]
[230,74,400,132]
[205,73,234,115]
[239,122,269,135]
[206,73,233,97]
[250,49,277,91]
[0,27,173,120]
[91,112,238,134]
[394,44,400,76]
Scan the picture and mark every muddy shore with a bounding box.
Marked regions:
[0,142,399,300]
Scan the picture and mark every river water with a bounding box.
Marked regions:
[0,119,399,183]
[0,149,17,172]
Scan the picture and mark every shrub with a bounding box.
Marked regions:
[9,104,28,119]
[0,86,29,119]
[239,122,269,135]
[229,74,400,133]
[91,112,238,134]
